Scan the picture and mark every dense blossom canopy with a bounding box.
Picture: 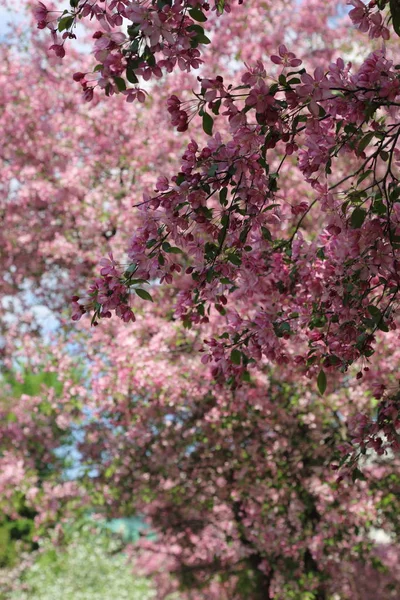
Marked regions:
[0,0,400,598]
[33,0,400,460]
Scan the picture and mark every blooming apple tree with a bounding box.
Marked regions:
[0,0,400,597]
[34,0,400,464]
[67,310,400,599]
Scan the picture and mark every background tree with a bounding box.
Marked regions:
[0,1,399,598]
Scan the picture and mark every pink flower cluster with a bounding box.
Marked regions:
[33,0,238,102]
[74,44,400,409]
[347,0,390,40]
[72,255,136,324]
[348,395,400,457]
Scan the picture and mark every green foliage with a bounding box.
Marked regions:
[11,523,156,600]
[202,111,214,135]
[317,369,327,395]
[135,288,154,302]
[0,526,16,568]
[390,0,400,37]
[0,513,36,569]
[2,370,63,398]
[189,7,207,22]
[0,368,74,571]
[350,206,367,229]
[58,15,74,33]
[230,349,242,365]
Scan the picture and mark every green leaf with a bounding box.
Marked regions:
[344,123,357,134]
[389,185,400,202]
[187,24,205,35]
[126,67,139,84]
[202,112,214,136]
[219,187,228,206]
[273,321,291,338]
[221,214,229,228]
[211,99,222,115]
[162,241,182,254]
[261,226,272,242]
[325,354,341,366]
[230,349,241,365]
[175,173,185,186]
[207,164,218,176]
[130,279,149,285]
[58,15,74,32]
[357,169,373,185]
[242,370,251,382]
[317,369,327,395]
[262,203,280,212]
[216,0,225,14]
[144,48,156,67]
[380,150,389,161]
[206,268,214,283]
[135,288,153,302]
[367,305,381,320]
[358,132,375,153]
[114,77,126,92]
[196,33,211,44]
[227,253,241,266]
[350,207,367,229]
[189,7,207,21]
[352,467,366,483]
[371,200,386,216]
[126,263,138,275]
[390,0,400,36]
[205,242,218,259]
[239,228,249,243]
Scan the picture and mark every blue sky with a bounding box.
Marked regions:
[0,6,23,40]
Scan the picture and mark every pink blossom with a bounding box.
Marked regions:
[270,44,302,68]
[297,66,331,116]
[245,80,275,113]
